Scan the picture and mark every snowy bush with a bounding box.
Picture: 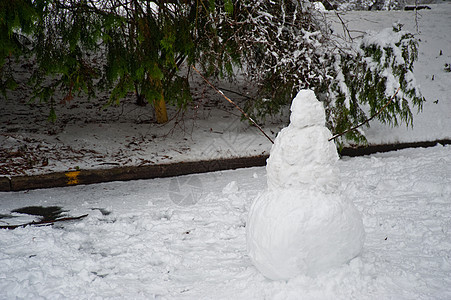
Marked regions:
[217,1,425,146]
[323,23,425,145]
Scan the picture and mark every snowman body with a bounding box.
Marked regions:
[246,90,365,280]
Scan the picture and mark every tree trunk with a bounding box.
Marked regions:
[136,93,147,106]
[154,92,168,124]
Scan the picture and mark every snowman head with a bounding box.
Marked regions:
[289,90,326,129]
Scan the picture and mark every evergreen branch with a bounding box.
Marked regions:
[192,65,274,144]
[329,87,401,141]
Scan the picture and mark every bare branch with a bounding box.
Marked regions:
[192,66,274,144]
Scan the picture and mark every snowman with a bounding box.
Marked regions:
[246,90,365,280]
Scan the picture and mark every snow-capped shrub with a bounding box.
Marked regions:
[324,23,425,145]
[225,1,425,146]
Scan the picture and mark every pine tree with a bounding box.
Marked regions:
[1,0,425,143]
[2,1,202,123]
[0,0,39,98]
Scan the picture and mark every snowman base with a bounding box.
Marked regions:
[247,189,365,280]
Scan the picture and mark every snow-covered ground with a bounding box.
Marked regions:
[0,144,450,299]
[1,3,450,176]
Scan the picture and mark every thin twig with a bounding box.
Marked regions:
[192,66,274,144]
[334,10,353,42]
[216,86,253,100]
[329,87,401,141]
[0,214,89,230]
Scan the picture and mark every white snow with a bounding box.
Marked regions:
[247,90,365,280]
[1,145,450,299]
[266,90,340,192]
[313,2,327,12]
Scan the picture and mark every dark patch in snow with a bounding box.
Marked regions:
[12,206,67,222]
[0,214,15,219]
